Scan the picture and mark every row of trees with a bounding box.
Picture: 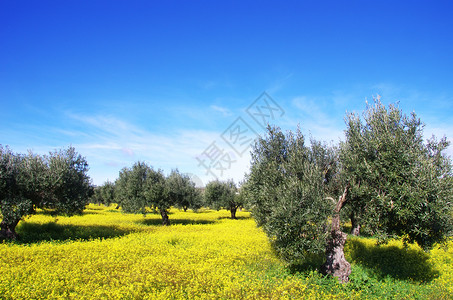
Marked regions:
[92,164,244,225]
[244,100,453,283]
[1,143,244,239]
[92,165,203,225]
[116,164,204,225]
[0,147,92,240]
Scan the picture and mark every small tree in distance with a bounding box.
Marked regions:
[116,162,151,216]
[116,162,172,225]
[115,162,203,225]
[100,181,116,207]
[204,179,242,219]
[91,181,115,206]
[167,169,203,212]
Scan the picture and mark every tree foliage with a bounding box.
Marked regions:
[0,146,92,240]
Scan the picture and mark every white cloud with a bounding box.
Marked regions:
[292,96,330,121]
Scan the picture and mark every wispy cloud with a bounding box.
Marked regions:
[59,112,248,185]
[292,96,330,121]
[210,105,232,116]
[266,72,294,94]
[121,147,135,157]
[287,96,345,143]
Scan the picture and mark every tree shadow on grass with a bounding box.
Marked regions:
[217,215,251,221]
[346,238,439,282]
[287,252,326,274]
[81,211,103,215]
[15,222,133,244]
[138,218,216,226]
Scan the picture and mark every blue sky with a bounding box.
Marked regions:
[1,0,452,186]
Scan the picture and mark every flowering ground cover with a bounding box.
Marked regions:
[1,204,452,299]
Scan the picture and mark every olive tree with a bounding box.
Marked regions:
[116,162,150,215]
[204,179,242,219]
[46,147,92,215]
[116,161,171,225]
[245,100,453,283]
[0,146,92,240]
[341,101,453,248]
[167,169,203,212]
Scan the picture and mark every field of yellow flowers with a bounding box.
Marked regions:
[1,204,452,299]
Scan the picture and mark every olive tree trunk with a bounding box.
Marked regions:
[350,212,361,236]
[160,209,170,226]
[0,218,20,240]
[321,186,351,283]
[230,207,237,219]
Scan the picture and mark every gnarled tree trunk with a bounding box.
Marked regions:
[321,186,351,283]
[0,218,20,240]
[160,209,170,226]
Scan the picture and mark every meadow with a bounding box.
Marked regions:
[0,204,452,299]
